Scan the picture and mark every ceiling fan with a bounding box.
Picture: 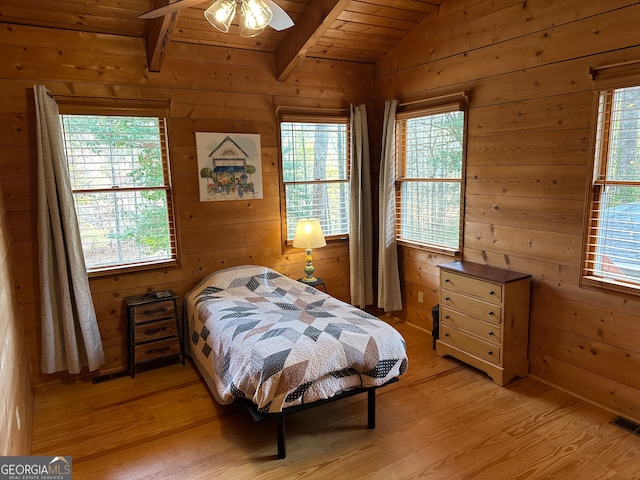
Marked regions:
[139,0,294,37]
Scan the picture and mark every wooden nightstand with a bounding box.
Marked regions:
[125,290,184,377]
[298,277,328,293]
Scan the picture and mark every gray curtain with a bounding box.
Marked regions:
[349,104,373,308]
[378,100,403,312]
[34,85,105,374]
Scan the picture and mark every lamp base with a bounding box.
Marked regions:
[300,248,319,284]
[299,276,319,284]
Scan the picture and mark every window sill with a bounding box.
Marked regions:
[397,239,460,257]
[283,237,348,255]
[580,275,640,298]
[87,259,179,278]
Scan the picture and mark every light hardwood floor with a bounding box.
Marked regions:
[31,316,640,479]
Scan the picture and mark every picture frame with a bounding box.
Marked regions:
[195,132,263,202]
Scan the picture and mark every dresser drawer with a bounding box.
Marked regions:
[440,271,502,303]
[134,318,178,344]
[440,307,501,343]
[132,300,175,323]
[135,338,181,363]
[441,324,500,365]
[441,290,502,325]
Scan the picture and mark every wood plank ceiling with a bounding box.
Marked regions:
[0,0,442,80]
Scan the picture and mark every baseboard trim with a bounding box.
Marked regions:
[529,374,640,425]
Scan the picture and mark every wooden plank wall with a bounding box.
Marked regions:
[0,181,33,455]
[374,0,640,423]
[0,23,373,386]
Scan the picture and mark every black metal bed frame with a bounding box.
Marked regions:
[242,377,399,459]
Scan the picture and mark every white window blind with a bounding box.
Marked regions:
[280,118,350,241]
[583,83,640,291]
[395,102,466,253]
[60,114,177,272]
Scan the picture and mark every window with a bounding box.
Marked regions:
[59,101,176,274]
[582,66,640,293]
[279,116,350,242]
[395,100,467,253]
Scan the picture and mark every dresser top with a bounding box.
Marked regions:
[438,261,531,284]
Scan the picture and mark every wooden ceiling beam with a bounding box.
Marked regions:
[275,0,352,82]
[145,0,180,72]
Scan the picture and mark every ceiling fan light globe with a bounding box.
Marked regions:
[204,0,237,33]
[239,25,266,37]
[240,0,273,31]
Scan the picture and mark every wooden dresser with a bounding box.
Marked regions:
[125,291,183,377]
[435,261,531,386]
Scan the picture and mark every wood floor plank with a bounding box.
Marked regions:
[30,317,640,479]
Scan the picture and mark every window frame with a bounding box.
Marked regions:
[394,96,468,256]
[581,62,640,296]
[57,96,179,277]
[277,112,351,250]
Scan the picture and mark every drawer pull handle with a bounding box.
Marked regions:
[146,345,171,355]
[445,297,450,301]
[444,333,449,337]
[488,351,493,355]
[488,331,494,336]
[444,315,450,319]
[143,307,169,316]
[145,327,168,336]
[488,311,495,315]
[445,278,450,283]
[489,290,495,295]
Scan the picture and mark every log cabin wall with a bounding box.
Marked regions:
[0,23,372,385]
[0,181,33,454]
[374,0,640,423]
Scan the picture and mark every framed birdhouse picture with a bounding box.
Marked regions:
[195,132,263,202]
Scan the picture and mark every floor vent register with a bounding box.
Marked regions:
[611,416,640,437]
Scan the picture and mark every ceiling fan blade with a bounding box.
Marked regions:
[265,0,294,31]
[139,0,208,20]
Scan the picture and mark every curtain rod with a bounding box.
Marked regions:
[275,105,350,116]
[54,94,171,106]
[590,59,640,73]
[399,91,468,108]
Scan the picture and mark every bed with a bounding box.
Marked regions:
[184,265,408,458]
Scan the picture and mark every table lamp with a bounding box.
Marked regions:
[293,218,326,283]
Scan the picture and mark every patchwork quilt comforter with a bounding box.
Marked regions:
[185,265,408,413]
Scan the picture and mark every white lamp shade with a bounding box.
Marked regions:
[293,219,326,250]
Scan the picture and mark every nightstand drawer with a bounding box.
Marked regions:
[441,290,502,325]
[132,300,175,323]
[441,324,501,365]
[440,307,501,343]
[134,318,178,343]
[135,338,181,363]
[441,271,502,303]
